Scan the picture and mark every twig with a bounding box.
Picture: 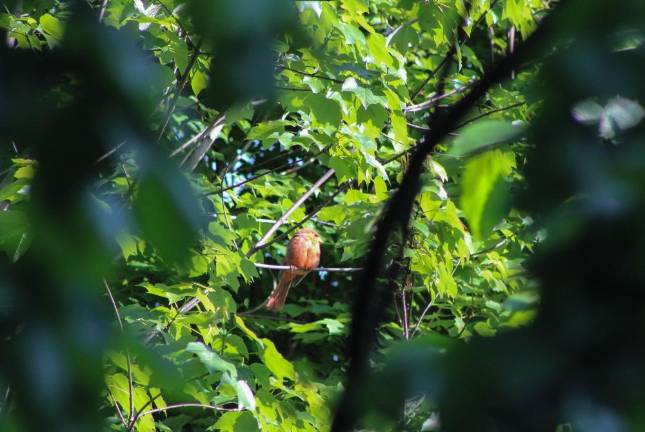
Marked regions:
[401,289,409,340]
[404,83,473,113]
[108,389,129,429]
[143,282,210,345]
[235,312,308,322]
[410,0,500,101]
[98,0,109,22]
[104,279,134,425]
[205,145,330,196]
[136,403,239,420]
[183,114,227,171]
[256,182,350,253]
[0,385,10,415]
[331,1,562,429]
[254,263,363,272]
[234,147,298,174]
[128,393,162,429]
[218,139,254,251]
[170,123,213,157]
[246,168,336,257]
[410,55,451,101]
[411,296,435,338]
[95,141,126,164]
[277,65,344,84]
[454,102,525,129]
[157,39,203,141]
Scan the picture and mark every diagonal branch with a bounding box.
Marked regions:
[246,168,336,257]
[255,181,351,253]
[157,38,203,141]
[205,145,332,196]
[331,2,564,431]
[104,279,134,425]
[183,114,227,171]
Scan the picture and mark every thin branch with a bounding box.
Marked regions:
[277,65,344,84]
[157,38,203,141]
[411,296,435,338]
[98,0,109,22]
[454,101,525,129]
[410,0,500,101]
[331,1,562,429]
[256,182,350,253]
[254,263,363,272]
[401,289,409,340]
[95,141,126,164]
[246,168,336,257]
[404,82,473,113]
[234,312,308,322]
[183,114,226,171]
[128,393,162,429]
[137,403,239,420]
[218,139,255,251]
[205,145,331,196]
[108,390,129,429]
[104,279,134,425]
[234,149,294,174]
[0,385,10,415]
[170,124,211,157]
[410,55,451,101]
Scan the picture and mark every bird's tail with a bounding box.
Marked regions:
[266,271,297,311]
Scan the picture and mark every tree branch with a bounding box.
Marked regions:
[331,2,563,430]
[104,279,134,425]
[157,38,203,141]
[183,114,227,171]
[254,263,363,272]
[136,402,239,420]
[404,82,473,113]
[277,65,344,84]
[254,182,350,253]
[205,145,331,196]
[246,168,336,257]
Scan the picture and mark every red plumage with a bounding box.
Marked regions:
[266,228,321,310]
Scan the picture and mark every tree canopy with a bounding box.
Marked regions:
[2,0,645,431]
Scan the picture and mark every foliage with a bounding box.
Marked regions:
[3,0,645,431]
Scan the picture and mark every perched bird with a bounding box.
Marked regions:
[266,228,321,310]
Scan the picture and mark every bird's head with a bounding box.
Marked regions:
[296,228,321,243]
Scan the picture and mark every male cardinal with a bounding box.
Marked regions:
[266,228,321,310]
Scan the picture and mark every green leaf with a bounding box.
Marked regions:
[450,120,524,157]
[460,150,515,239]
[0,210,31,261]
[39,14,63,40]
[186,342,237,377]
[14,165,34,179]
[247,120,293,144]
[191,68,209,96]
[306,94,342,127]
[367,33,394,67]
[259,338,295,382]
[116,232,142,260]
[234,379,256,411]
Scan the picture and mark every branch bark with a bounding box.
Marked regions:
[330,2,564,430]
[254,263,362,272]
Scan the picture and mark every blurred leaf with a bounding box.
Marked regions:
[460,150,515,239]
[450,120,524,157]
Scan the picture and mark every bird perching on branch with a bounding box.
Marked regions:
[266,228,321,310]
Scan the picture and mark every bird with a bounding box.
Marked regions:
[266,228,321,311]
